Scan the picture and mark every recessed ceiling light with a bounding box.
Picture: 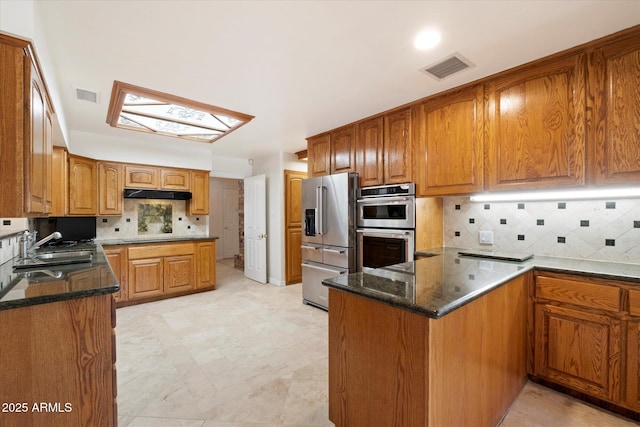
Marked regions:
[414,29,441,50]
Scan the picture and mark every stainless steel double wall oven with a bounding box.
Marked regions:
[356,183,416,271]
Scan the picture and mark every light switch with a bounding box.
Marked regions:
[479,230,493,245]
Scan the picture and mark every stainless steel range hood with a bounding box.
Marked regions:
[123,189,192,200]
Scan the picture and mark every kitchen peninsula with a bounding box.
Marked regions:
[324,248,640,426]
[0,242,119,427]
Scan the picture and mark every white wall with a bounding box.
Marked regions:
[212,155,253,179]
[69,130,213,171]
[1,0,70,146]
[251,152,307,286]
[0,0,34,39]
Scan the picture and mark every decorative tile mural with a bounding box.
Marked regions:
[138,203,172,234]
[443,197,640,264]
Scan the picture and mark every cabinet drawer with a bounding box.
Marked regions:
[127,243,195,260]
[629,289,640,317]
[536,275,621,313]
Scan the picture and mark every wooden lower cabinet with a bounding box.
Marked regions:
[532,272,640,416]
[626,319,640,411]
[103,246,127,303]
[164,255,196,293]
[0,294,116,427]
[118,240,217,305]
[196,241,216,289]
[128,258,164,299]
[328,273,528,427]
[533,303,621,401]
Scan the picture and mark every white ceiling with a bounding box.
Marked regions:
[36,0,640,161]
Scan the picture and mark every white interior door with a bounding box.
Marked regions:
[244,174,267,283]
[223,187,239,258]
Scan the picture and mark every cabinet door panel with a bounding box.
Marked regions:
[534,303,620,401]
[197,241,216,289]
[161,168,190,190]
[590,35,640,184]
[98,162,124,216]
[68,155,98,215]
[164,255,196,293]
[356,117,384,187]
[104,246,127,303]
[307,133,331,177]
[187,170,209,215]
[626,319,640,411]
[384,108,412,184]
[486,54,586,190]
[286,229,303,284]
[128,258,163,299]
[25,61,47,214]
[51,147,68,216]
[331,125,356,174]
[415,86,484,196]
[125,165,159,189]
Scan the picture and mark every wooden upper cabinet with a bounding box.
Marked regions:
[331,125,356,174]
[50,147,68,216]
[414,85,484,196]
[98,162,124,216]
[25,57,52,215]
[307,133,331,177]
[485,53,587,191]
[356,117,384,187]
[68,155,97,215]
[384,107,413,184]
[161,168,190,190]
[589,32,640,185]
[125,164,159,188]
[187,170,210,215]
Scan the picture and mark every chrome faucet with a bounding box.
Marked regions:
[19,231,62,258]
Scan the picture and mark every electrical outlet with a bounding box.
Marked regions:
[479,230,493,245]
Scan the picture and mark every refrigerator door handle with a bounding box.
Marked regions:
[315,186,321,235]
[316,186,326,235]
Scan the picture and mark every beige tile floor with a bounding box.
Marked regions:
[116,259,638,427]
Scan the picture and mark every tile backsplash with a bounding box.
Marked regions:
[443,197,640,264]
[97,199,207,240]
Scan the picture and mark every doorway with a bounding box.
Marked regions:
[209,177,241,261]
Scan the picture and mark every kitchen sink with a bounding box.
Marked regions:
[34,250,94,260]
[14,250,93,270]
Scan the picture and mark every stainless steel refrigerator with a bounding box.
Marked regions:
[301,172,357,310]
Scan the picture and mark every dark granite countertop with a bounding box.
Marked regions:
[0,242,119,310]
[323,247,640,319]
[98,235,219,246]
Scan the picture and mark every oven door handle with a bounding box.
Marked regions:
[357,196,412,205]
[357,229,413,239]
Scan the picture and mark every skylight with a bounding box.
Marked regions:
[106,81,253,143]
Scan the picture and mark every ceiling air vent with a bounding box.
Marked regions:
[421,53,474,80]
[75,87,99,103]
